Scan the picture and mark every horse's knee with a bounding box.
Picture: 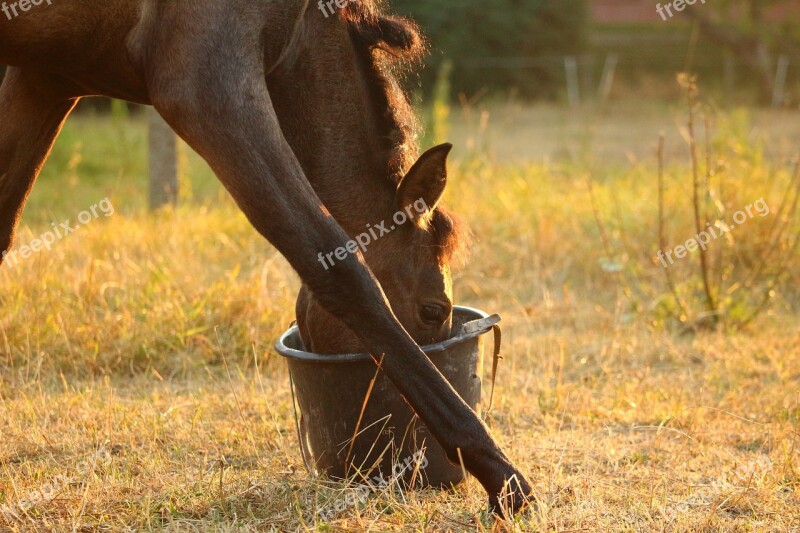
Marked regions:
[305,256,395,337]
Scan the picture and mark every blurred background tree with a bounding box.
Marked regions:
[392,0,799,106]
[2,0,799,104]
[686,0,800,104]
[393,0,588,99]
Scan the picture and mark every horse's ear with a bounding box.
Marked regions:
[396,143,451,223]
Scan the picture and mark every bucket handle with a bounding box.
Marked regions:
[289,370,316,476]
[459,313,501,336]
[484,324,503,417]
[459,314,502,418]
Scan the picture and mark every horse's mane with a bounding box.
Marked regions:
[343,1,424,181]
[343,1,425,62]
[342,2,468,264]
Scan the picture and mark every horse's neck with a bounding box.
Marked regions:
[266,16,403,237]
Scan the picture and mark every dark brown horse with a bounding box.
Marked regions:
[0,0,532,514]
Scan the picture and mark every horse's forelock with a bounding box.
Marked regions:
[428,208,470,267]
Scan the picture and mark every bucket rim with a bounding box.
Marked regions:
[275,306,498,364]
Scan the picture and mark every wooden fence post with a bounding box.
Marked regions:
[564,56,580,107]
[148,108,179,210]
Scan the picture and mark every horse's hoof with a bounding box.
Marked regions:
[487,475,535,518]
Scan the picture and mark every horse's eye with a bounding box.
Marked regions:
[420,304,448,326]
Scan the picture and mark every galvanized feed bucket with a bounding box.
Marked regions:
[275,306,501,488]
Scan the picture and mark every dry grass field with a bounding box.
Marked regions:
[1,98,799,532]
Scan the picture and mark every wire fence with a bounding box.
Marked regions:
[454,51,800,106]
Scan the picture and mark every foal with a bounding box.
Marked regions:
[0,0,532,513]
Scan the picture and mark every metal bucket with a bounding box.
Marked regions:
[275,306,501,489]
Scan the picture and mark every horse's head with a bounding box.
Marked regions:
[296,143,466,355]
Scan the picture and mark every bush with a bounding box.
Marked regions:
[590,77,800,331]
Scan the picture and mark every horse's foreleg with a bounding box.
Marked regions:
[0,68,77,264]
[144,22,532,516]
